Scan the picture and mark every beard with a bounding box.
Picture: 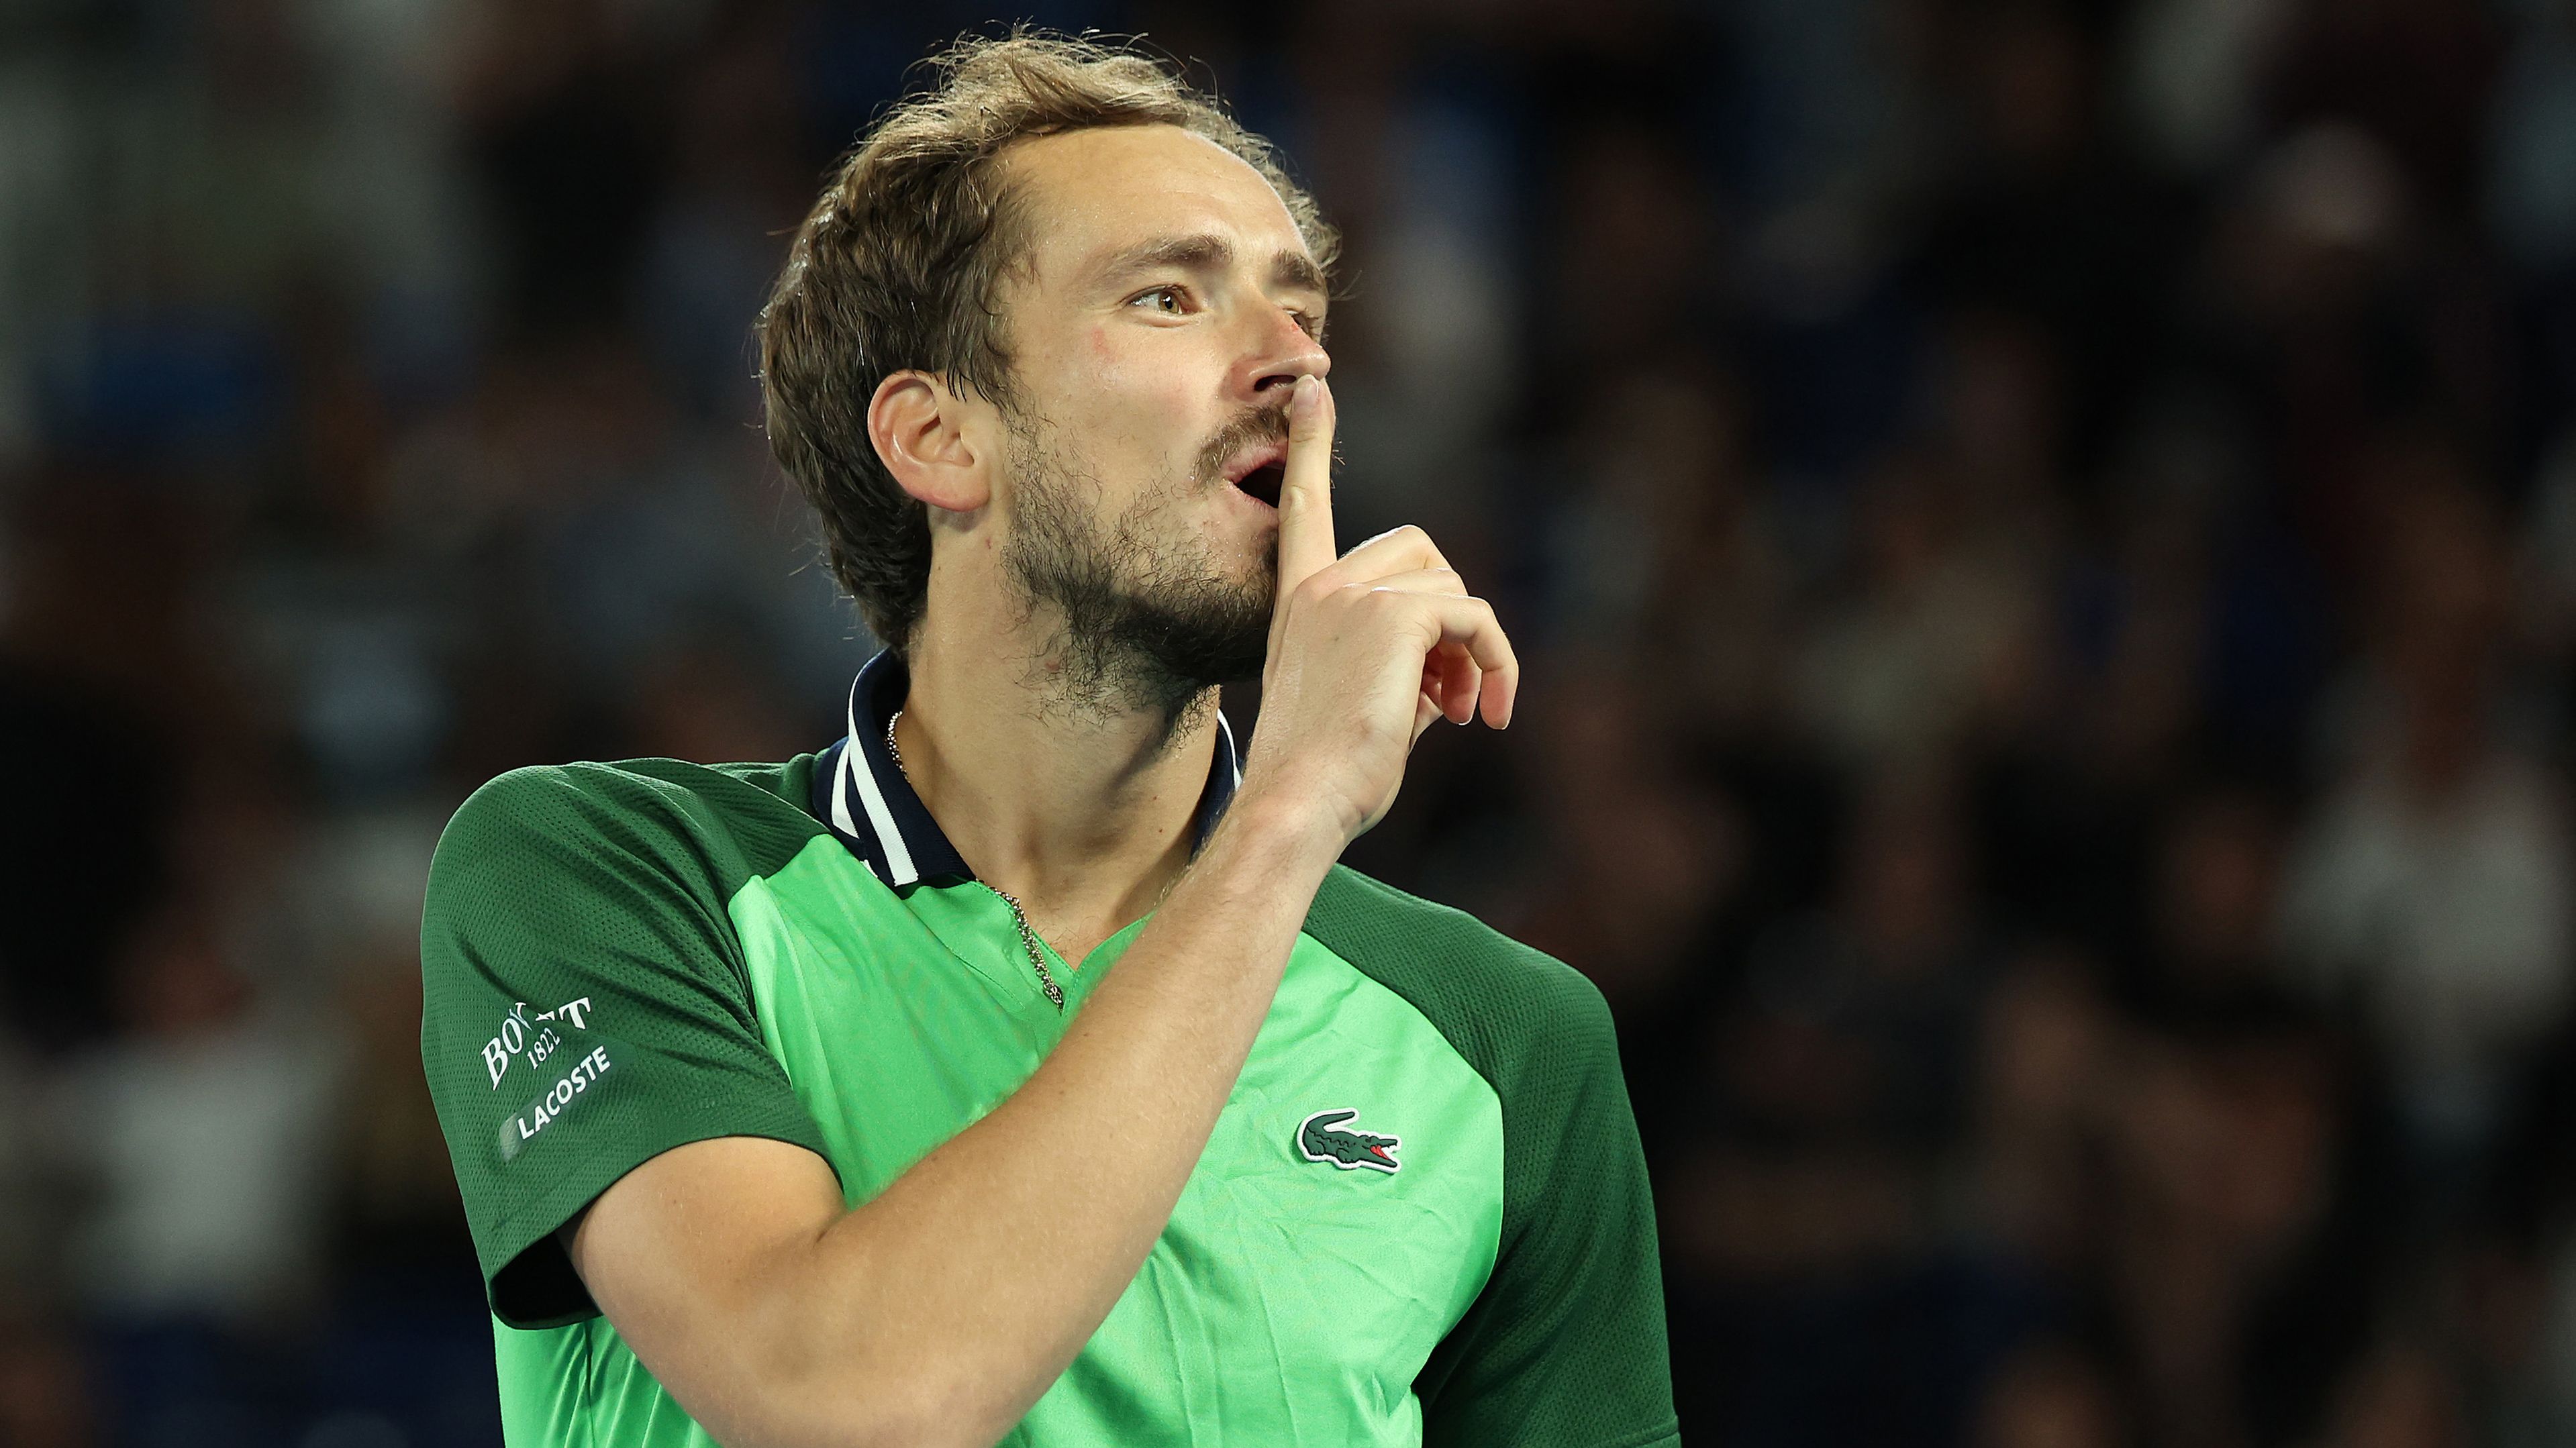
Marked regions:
[998,403,1282,723]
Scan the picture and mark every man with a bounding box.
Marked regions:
[421,30,1676,1448]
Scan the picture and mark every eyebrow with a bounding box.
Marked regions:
[1094,232,1329,301]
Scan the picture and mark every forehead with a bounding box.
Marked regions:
[999,124,1313,287]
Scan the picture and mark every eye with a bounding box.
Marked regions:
[1289,309,1324,340]
[1131,285,1189,315]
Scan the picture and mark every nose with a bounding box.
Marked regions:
[1246,306,1329,404]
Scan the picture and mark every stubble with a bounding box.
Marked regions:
[998,403,1280,738]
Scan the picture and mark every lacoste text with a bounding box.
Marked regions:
[513,1047,611,1143]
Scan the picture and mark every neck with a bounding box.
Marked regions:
[893,592,1222,949]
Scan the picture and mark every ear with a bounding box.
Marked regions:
[868,370,989,514]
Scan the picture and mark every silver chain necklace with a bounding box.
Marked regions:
[885,708,1067,1012]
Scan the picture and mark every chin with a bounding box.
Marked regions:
[1199,524,1278,589]
[1233,551,1280,605]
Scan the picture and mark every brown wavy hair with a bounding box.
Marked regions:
[756,28,1339,653]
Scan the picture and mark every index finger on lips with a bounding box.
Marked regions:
[1275,376,1338,602]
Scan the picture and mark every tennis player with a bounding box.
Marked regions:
[421,30,1676,1448]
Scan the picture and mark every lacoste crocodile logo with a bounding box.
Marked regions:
[1297,1108,1401,1174]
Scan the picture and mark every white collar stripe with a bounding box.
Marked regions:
[830,684,863,841]
[847,721,919,886]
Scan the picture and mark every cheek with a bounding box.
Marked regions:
[1079,323,1205,412]
[1058,329,1210,483]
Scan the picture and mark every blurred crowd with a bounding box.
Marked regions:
[4,0,2576,1445]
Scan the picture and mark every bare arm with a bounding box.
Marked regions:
[564,374,1518,1448]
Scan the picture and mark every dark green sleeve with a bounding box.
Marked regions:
[1305,868,1681,1448]
[418,763,832,1329]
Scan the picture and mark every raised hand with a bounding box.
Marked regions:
[1244,375,1519,845]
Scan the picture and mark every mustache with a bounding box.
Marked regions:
[1193,402,1293,486]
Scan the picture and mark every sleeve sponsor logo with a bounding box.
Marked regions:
[481,997,595,1090]
[495,1043,614,1163]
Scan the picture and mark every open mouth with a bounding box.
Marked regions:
[1233,460,1286,509]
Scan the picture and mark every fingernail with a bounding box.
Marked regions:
[1291,376,1317,417]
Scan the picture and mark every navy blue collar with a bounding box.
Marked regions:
[810,649,1244,888]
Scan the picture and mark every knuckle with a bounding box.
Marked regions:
[1357,523,1430,554]
[1320,582,1373,618]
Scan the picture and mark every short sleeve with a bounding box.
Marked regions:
[1416,962,1680,1448]
[418,764,833,1329]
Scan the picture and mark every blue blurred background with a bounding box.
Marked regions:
[5,1,2576,1444]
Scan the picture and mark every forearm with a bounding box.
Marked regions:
[752,792,1341,1445]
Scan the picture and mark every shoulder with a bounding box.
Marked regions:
[440,756,819,837]
[1304,866,1617,1092]
[430,757,828,908]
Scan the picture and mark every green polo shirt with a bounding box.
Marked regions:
[419,650,1677,1447]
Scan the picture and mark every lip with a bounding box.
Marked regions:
[1222,478,1279,515]
[1219,440,1289,511]
[1220,441,1289,488]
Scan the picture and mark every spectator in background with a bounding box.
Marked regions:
[1543,360,1794,739]
[1667,773,2032,1447]
[1516,664,1740,1008]
[1795,448,2045,773]
[2144,784,2293,1014]
[1971,946,2120,1282]
[2095,990,2375,1448]
[0,1311,95,1448]
[1971,1341,2133,1448]
[48,898,337,1327]
[2280,454,2573,1184]
[5,1,2576,1442]
[2310,1341,2471,1448]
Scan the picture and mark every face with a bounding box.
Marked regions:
[979,124,1330,713]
